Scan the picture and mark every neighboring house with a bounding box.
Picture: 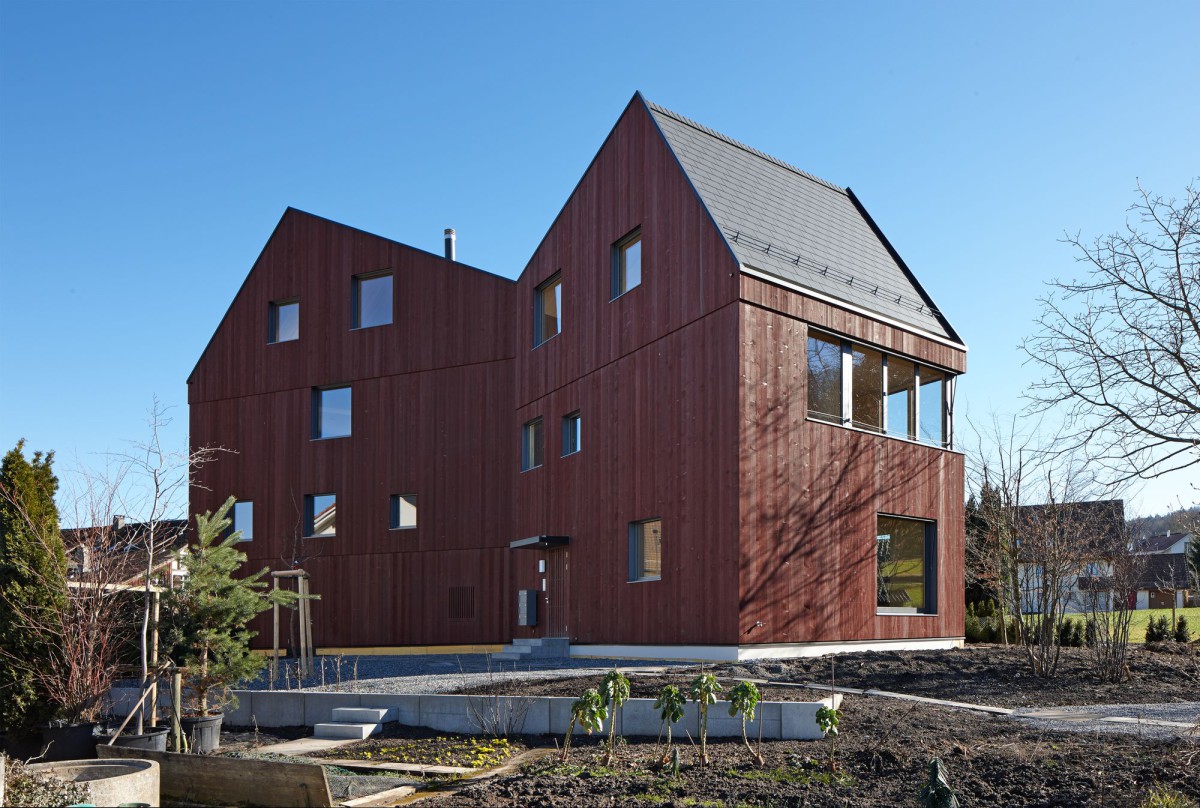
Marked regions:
[1132,532,1195,609]
[188,93,967,660]
[62,516,190,589]
[1015,500,1126,614]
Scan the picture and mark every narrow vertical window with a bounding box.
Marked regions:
[851,345,884,432]
[353,272,393,329]
[611,229,642,298]
[390,495,417,529]
[533,273,562,346]
[886,356,916,439]
[562,411,581,456]
[877,515,936,614]
[919,367,946,447]
[521,417,544,471]
[269,300,299,343]
[807,332,843,424]
[232,501,253,541]
[628,518,662,581]
[306,494,337,537]
[313,386,352,439]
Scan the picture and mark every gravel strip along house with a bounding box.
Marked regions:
[189,92,966,661]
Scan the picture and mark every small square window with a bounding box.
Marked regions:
[232,500,253,541]
[628,518,662,581]
[353,272,393,329]
[533,273,561,347]
[877,515,936,614]
[313,386,351,439]
[306,494,337,538]
[611,229,642,299]
[562,411,581,456]
[269,300,299,343]
[521,417,544,471]
[390,494,417,529]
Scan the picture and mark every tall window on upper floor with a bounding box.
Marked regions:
[611,228,642,299]
[390,494,417,530]
[521,417,544,471]
[877,514,936,614]
[269,300,299,343]
[806,332,843,424]
[313,386,352,439]
[305,493,337,538]
[886,356,916,439]
[562,411,581,456]
[353,272,393,329]
[231,500,253,541]
[851,345,884,432]
[919,367,946,447]
[533,273,562,347]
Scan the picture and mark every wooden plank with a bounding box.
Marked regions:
[98,745,333,808]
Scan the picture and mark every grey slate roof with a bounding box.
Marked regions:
[644,99,960,343]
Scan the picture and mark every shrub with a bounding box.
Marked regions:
[1146,615,1172,643]
[1057,617,1085,647]
[599,670,630,767]
[560,688,606,762]
[689,673,722,766]
[653,684,687,763]
[728,681,764,766]
[3,755,91,807]
[1173,617,1192,644]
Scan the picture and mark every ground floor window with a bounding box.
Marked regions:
[628,518,662,582]
[876,514,936,614]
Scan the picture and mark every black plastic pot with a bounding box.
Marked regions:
[180,713,223,753]
[101,725,169,752]
[39,721,98,761]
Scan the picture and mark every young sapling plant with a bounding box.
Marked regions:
[599,669,631,767]
[728,680,765,766]
[560,688,606,762]
[815,703,843,772]
[653,684,687,764]
[689,672,723,766]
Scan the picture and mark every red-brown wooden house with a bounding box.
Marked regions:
[189,93,967,660]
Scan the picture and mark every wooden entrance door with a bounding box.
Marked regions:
[543,549,569,637]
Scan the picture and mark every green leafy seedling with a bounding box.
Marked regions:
[728,680,765,766]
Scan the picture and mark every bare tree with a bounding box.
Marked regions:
[1023,179,1200,483]
[1078,518,1142,682]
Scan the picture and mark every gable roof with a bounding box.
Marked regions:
[642,97,962,344]
[1136,531,1191,554]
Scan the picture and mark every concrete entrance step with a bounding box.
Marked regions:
[494,636,570,663]
[331,707,392,724]
[313,721,381,740]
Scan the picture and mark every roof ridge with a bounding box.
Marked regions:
[644,99,846,194]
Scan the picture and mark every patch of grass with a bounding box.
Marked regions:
[1123,607,1200,643]
[1140,787,1198,808]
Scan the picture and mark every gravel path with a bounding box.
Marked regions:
[1012,701,1200,740]
[241,653,692,694]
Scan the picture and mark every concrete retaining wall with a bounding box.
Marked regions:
[222,689,841,741]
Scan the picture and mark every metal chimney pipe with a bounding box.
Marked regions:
[444,228,456,261]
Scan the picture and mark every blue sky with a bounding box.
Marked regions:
[1,1,1197,519]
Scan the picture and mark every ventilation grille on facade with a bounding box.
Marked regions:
[449,585,476,620]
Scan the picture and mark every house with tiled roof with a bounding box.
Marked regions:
[189,93,966,660]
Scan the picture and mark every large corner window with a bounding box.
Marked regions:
[232,500,253,542]
[521,417,544,471]
[390,494,417,530]
[313,386,352,439]
[533,273,562,347]
[306,493,337,538]
[877,515,936,614]
[806,332,843,424]
[269,300,299,343]
[807,329,954,448]
[611,228,642,298]
[353,272,393,329]
[562,411,581,456]
[628,518,662,582]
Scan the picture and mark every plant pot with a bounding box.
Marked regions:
[101,725,169,752]
[180,713,223,753]
[39,721,98,761]
[28,758,160,807]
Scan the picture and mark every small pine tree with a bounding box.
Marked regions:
[163,497,294,715]
[1173,616,1191,644]
[0,441,67,735]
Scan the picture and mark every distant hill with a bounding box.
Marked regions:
[1128,506,1199,538]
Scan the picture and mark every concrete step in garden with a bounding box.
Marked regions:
[313,721,381,740]
[331,707,392,724]
[494,636,570,662]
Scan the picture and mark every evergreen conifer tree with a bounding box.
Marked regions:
[164,497,293,714]
[0,440,67,735]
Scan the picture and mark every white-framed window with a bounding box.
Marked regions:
[611,228,642,298]
[269,299,299,343]
[353,272,393,329]
[305,493,337,538]
[876,514,936,614]
[533,273,562,347]
[562,411,581,456]
[232,500,253,541]
[313,386,351,439]
[521,417,544,471]
[628,518,662,582]
[390,494,417,530]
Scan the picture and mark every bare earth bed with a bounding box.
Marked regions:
[417,644,1200,806]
